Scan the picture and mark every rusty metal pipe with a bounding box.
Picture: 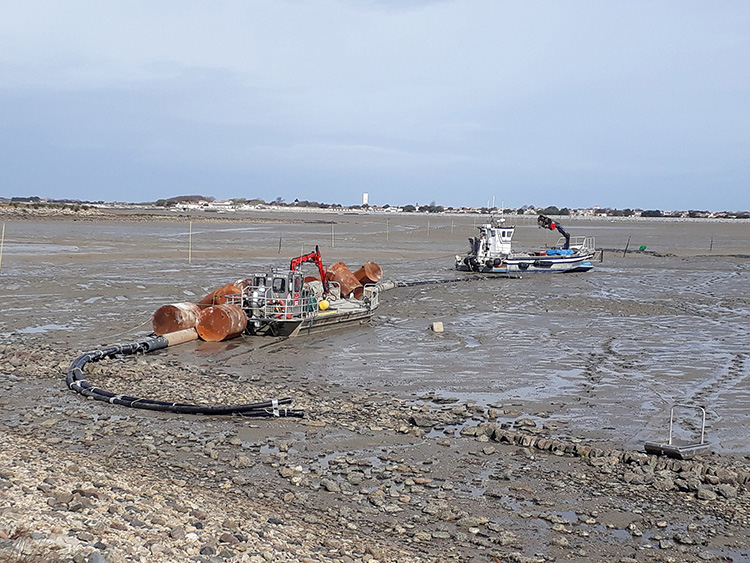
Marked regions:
[353,262,382,285]
[198,280,247,308]
[196,303,248,342]
[326,261,364,299]
[152,302,202,335]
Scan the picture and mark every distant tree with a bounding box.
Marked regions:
[403,204,416,212]
[539,206,561,215]
[641,209,663,217]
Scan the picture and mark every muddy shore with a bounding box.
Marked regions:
[1,209,748,562]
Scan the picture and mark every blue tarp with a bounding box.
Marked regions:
[546,249,574,256]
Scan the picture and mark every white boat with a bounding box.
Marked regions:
[455,215,596,274]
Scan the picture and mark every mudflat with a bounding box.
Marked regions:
[1,208,748,562]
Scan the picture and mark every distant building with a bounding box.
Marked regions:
[362,192,369,206]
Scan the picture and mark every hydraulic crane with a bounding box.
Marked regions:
[289,245,329,293]
[537,214,570,249]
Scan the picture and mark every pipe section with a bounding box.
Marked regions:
[327,261,364,299]
[198,280,247,308]
[152,302,202,335]
[353,262,382,285]
[196,303,248,342]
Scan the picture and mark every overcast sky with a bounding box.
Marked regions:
[1,1,748,211]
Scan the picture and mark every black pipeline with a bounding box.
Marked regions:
[66,332,303,417]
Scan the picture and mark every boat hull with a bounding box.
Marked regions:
[247,306,375,337]
[456,254,595,274]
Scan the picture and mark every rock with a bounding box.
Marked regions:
[87,552,110,563]
[697,487,717,501]
[716,483,738,499]
[320,478,340,493]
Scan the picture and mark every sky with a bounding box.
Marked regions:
[1,1,748,211]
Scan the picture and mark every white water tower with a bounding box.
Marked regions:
[362,192,369,206]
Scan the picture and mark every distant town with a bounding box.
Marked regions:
[1,194,748,220]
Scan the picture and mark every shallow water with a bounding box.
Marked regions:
[1,212,748,454]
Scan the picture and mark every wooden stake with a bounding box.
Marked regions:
[188,221,192,264]
[0,222,5,273]
[623,236,631,257]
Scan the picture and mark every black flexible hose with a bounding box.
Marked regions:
[66,335,304,417]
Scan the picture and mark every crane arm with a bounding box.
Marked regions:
[290,245,329,293]
[537,214,570,249]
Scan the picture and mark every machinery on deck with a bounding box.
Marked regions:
[227,246,380,337]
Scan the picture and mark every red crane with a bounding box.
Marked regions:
[289,245,329,293]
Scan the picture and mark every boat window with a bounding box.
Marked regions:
[253,276,265,287]
[272,277,286,293]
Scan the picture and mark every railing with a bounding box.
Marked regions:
[363,283,379,309]
[558,235,596,253]
[226,279,378,321]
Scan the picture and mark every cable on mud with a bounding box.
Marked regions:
[66,335,304,417]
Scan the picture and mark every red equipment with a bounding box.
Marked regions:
[289,245,329,293]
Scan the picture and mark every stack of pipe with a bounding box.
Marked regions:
[326,262,363,299]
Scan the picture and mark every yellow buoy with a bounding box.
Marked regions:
[318,299,330,311]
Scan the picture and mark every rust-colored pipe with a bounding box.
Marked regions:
[152,302,202,336]
[163,327,199,346]
[196,303,248,342]
[353,262,382,285]
[326,261,364,299]
[198,280,247,308]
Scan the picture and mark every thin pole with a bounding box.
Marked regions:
[427,220,430,237]
[331,223,335,248]
[188,221,192,264]
[709,236,713,252]
[622,236,631,257]
[386,218,389,242]
[0,222,5,273]
[278,235,282,253]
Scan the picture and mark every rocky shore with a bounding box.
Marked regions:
[1,338,748,563]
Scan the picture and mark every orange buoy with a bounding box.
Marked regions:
[152,302,202,336]
[326,261,364,299]
[196,303,247,342]
[197,280,247,308]
[353,262,382,285]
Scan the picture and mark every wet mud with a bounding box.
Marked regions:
[1,210,748,562]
